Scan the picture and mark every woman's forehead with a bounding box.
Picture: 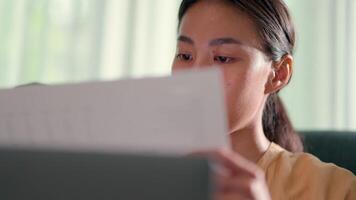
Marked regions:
[178,0,262,49]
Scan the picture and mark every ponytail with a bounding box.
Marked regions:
[262,94,303,152]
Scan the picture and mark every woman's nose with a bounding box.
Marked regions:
[193,56,213,69]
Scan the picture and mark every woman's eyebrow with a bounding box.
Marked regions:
[209,37,243,46]
[177,35,194,45]
[177,35,243,46]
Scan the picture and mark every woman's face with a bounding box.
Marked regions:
[172,0,274,133]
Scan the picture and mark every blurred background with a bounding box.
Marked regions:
[0,0,355,131]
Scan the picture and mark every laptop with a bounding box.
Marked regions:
[0,148,213,200]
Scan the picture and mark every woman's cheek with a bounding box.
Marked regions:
[224,78,233,88]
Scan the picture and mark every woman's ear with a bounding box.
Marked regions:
[265,55,293,94]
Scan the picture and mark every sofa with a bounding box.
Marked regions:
[300,130,356,174]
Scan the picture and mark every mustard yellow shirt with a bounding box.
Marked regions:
[257,143,356,200]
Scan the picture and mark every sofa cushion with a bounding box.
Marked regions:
[299,130,356,174]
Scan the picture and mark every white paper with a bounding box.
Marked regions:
[0,69,229,155]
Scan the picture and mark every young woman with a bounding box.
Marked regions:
[172,0,355,199]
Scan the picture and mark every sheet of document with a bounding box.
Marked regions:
[0,69,229,155]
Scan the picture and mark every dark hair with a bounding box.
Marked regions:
[178,0,303,152]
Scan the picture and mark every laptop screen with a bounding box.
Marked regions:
[0,148,213,200]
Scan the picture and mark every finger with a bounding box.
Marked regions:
[219,176,254,196]
[213,172,228,193]
[186,150,230,177]
[213,170,253,197]
[192,149,262,177]
[215,192,252,200]
[215,150,263,177]
[218,175,270,200]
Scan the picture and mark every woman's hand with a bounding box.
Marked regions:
[192,149,271,200]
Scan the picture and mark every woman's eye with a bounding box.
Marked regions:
[176,53,193,61]
[214,56,234,63]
